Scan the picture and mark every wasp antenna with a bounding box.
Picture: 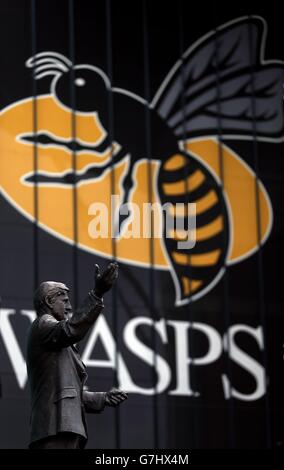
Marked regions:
[26,51,72,68]
[34,63,67,75]
[26,51,72,80]
[34,69,65,80]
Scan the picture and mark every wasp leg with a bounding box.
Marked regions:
[113,157,136,238]
[77,147,126,181]
[24,148,126,184]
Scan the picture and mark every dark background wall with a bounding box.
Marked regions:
[0,0,283,449]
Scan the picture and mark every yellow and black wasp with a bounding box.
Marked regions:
[24,17,284,305]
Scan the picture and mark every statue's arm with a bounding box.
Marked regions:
[83,388,128,413]
[82,390,106,413]
[83,387,128,413]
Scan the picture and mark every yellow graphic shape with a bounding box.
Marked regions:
[169,215,223,243]
[172,249,221,267]
[163,169,205,195]
[168,189,218,217]
[182,277,202,295]
[164,154,187,171]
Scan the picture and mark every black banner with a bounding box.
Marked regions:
[0,0,284,449]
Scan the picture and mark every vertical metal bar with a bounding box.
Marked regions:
[248,17,272,449]
[178,0,198,449]
[142,0,159,449]
[0,295,2,398]
[213,28,236,449]
[68,0,78,310]
[106,0,120,449]
[31,0,39,291]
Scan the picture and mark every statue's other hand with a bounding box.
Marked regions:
[94,262,118,298]
[105,387,128,407]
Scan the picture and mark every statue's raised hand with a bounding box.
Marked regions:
[94,262,118,298]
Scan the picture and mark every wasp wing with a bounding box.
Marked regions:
[152,17,284,141]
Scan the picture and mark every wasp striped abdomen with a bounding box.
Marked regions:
[158,152,229,304]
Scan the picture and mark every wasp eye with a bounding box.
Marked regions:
[75,77,86,87]
[54,67,108,114]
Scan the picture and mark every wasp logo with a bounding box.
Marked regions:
[0,17,283,305]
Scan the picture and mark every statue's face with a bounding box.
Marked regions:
[50,291,72,321]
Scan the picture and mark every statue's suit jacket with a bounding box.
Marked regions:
[26,291,106,447]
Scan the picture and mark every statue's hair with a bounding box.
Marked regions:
[34,281,69,314]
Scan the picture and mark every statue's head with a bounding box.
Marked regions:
[34,281,72,320]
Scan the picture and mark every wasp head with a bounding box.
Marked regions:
[26,51,110,115]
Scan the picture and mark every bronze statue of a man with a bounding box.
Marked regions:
[26,262,127,449]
